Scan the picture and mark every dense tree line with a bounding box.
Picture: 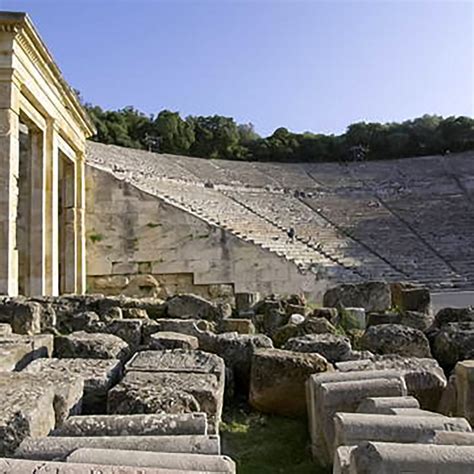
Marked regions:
[85,104,474,163]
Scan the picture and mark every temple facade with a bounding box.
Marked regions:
[0,12,95,296]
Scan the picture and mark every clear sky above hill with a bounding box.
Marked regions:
[1,0,472,136]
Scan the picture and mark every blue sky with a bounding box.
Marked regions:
[1,0,472,136]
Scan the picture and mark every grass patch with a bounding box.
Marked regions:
[89,233,104,243]
[220,406,330,474]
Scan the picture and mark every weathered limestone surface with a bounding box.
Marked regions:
[218,318,255,335]
[432,322,474,371]
[0,458,218,474]
[205,332,273,392]
[148,331,199,350]
[110,372,220,433]
[67,449,236,473]
[112,371,222,432]
[420,430,474,445]
[283,333,352,363]
[356,396,420,414]
[1,369,82,429]
[455,360,474,425]
[102,318,144,349]
[336,355,447,410]
[165,294,222,320]
[54,331,130,361]
[0,322,12,336]
[142,319,214,346]
[107,371,199,415]
[349,441,474,474]
[126,349,225,381]
[333,445,354,474]
[333,413,471,449]
[249,348,331,416]
[53,413,207,437]
[0,374,56,456]
[323,282,391,312]
[360,323,432,358]
[388,407,444,417]
[306,370,407,465]
[0,333,53,371]
[24,358,122,413]
[15,435,221,460]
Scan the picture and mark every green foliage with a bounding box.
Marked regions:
[221,407,329,474]
[84,98,474,163]
[88,233,104,243]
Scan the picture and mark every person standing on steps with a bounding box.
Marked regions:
[287,227,295,242]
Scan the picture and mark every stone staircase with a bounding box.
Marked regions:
[86,142,474,290]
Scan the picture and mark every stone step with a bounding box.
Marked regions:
[14,435,221,461]
[52,413,208,437]
[0,334,53,372]
[348,442,474,474]
[23,357,123,414]
[333,413,471,450]
[67,448,236,473]
[0,458,203,473]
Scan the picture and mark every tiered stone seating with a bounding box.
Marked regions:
[148,180,351,278]
[86,142,474,290]
[387,193,474,287]
[87,142,199,184]
[226,189,400,280]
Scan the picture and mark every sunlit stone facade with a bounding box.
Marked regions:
[0,12,95,296]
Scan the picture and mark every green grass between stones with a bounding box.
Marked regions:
[220,407,330,474]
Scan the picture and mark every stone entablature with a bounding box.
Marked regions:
[0,12,95,296]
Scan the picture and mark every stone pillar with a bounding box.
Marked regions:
[29,128,47,295]
[61,154,77,294]
[44,121,59,295]
[76,155,86,294]
[0,78,20,295]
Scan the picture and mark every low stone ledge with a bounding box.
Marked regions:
[67,448,235,473]
[350,441,474,474]
[334,412,471,450]
[14,435,221,460]
[52,413,208,437]
[24,358,123,414]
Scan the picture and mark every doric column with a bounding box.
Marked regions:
[0,75,21,295]
[76,155,86,293]
[44,119,59,295]
[28,128,47,295]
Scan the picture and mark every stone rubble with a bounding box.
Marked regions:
[0,288,472,472]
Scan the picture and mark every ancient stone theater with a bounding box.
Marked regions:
[1,12,474,302]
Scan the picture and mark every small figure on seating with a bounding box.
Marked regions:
[287,227,295,242]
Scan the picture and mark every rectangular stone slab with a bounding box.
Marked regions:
[0,334,53,371]
[0,458,214,473]
[0,374,56,456]
[334,413,471,450]
[108,371,223,434]
[126,349,225,381]
[53,413,208,437]
[336,356,447,411]
[67,448,236,473]
[356,396,420,413]
[23,357,122,413]
[15,435,221,460]
[349,441,474,474]
[419,430,474,445]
